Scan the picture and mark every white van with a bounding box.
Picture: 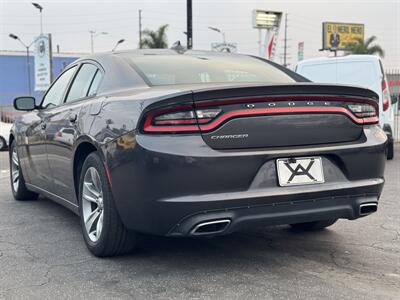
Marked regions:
[296,55,396,159]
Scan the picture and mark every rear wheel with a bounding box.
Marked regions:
[79,152,136,257]
[290,219,337,231]
[9,140,38,201]
[386,139,394,160]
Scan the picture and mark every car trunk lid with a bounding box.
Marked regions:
[191,83,379,150]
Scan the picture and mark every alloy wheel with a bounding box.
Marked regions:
[11,147,20,192]
[82,167,104,242]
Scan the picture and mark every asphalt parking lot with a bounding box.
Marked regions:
[0,147,399,299]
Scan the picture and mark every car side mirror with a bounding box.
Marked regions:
[13,96,36,111]
[391,95,398,105]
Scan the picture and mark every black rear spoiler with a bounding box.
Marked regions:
[191,83,379,103]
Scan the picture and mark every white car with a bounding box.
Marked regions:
[0,121,12,150]
[296,55,396,159]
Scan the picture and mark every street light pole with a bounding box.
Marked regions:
[9,34,33,95]
[208,26,226,44]
[89,30,95,53]
[32,3,44,34]
[89,31,108,53]
[25,47,31,95]
[112,39,125,52]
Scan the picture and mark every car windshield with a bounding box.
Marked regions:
[125,54,296,86]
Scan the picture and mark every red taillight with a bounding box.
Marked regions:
[382,79,390,111]
[382,79,387,91]
[142,96,379,133]
[143,105,221,133]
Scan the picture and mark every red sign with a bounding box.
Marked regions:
[389,80,400,87]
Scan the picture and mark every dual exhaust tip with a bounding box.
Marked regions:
[190,203,377,235]
[190,219,231,236]
[359,202,378,216]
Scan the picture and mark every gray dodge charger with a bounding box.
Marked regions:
[10,49,386,257]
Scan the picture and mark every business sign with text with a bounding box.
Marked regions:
[34,34,53,91]
[322,22,364,50]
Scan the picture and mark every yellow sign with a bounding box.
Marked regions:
[322,22,364,50]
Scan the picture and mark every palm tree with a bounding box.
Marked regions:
[344,35,385,58]
[140,24,169,49]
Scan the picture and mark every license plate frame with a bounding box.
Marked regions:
[276,157,325,187]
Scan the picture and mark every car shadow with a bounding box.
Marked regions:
[31,194,342,271]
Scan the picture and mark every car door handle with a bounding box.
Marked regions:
[69,114,77,123]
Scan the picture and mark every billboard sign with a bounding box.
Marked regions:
[252,10,282,29]
[34,34,53,91]
[211,42,237,53]
[322,22,364,50]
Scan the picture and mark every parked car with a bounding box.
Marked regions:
[0,121,12,150]
[296,55,396,159]
[10,50,386,257]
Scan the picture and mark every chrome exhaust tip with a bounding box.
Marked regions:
[190,219,231,236]
[359,202,378,216]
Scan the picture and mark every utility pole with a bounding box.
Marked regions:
[283,13,288,67]
[187,0,193,49]
[89,31,108,53]
[139,9,142,48]
[89,30,95,53]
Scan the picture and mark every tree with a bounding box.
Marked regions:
[344,35,385,58]
[140,24,169,49]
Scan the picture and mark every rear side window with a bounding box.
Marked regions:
[66,64,99,102]
[87,69,102,97]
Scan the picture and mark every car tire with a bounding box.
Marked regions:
[9,140,38,201]
[289,219,337,231]
[386,139,394,160]
[0,136,6,151]
[79,152,136,257]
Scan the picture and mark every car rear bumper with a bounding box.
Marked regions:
[168,193,381,236]
[103,125,387,236]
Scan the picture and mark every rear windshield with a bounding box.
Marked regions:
[125,54,296,86]
[299,61,377,88]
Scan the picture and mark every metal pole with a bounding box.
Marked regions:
[187,0,193,49]
[48,33,53,83]
[258,29,262,56]
[90,31,94,53]
[139,9,142,48]
[26,46,31,95]
[283,13,288,67]
[40,10,43,34]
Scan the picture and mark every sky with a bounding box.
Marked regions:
[1,0,399,69]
